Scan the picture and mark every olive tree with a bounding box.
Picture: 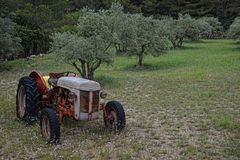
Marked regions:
[179,14,200,41]
[106,3,128,54]
[161,17,185,48]
[194,19,213,39]
[200,17,223,38]
[117,14,170,67]
[163,14,215,48]
[0,17,22,60]
[228,17,240,40]
[51,10,113,80]
[162,14,198,48]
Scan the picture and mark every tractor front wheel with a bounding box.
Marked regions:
[40,108,60,143]
[104,101,126,131]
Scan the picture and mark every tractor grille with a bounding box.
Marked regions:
[80,91,99,113]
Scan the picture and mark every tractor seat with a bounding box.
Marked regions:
[48,72,65,86]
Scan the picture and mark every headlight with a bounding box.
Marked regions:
[100,91,107,99]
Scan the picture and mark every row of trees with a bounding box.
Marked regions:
[1,3,240,80]
[161,15,223,48]
[50,4,239,80]
[1,0,239,61]
[51,5,169,79]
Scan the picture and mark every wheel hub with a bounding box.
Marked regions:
[18,85,26,118]
[107,110,118,129]
[41,115,50,140]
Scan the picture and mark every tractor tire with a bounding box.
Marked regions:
[16,76,40,122]
[40,108,60,143]
[104,101,126,130]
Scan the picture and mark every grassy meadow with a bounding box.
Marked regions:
[0,40,239,159]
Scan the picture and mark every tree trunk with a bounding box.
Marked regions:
[86,63,94,80]
[137,45,145,68]
[79,59,86,78]
[136,52,144,68]
[88,67,94,80]
[72,59,87,78]
[138,53,143,67]
[171,39,177,48]
[114,43,120,54]
[177,37,183,48]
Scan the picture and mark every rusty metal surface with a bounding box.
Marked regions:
[80,91,99,113]
[29,71,48,95]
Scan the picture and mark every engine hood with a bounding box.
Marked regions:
[57,77,101,91]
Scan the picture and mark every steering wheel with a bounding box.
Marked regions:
[63,71,77,77]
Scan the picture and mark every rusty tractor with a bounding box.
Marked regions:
[16,71,125,142]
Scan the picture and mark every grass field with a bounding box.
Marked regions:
[0,40,239,159]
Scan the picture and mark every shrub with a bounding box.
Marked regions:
[179,14,200,41]
[194,19,213,39]
[163,15,221,48]
[199,17,223,38]
[228,17,240,40]
[163,14,198,48]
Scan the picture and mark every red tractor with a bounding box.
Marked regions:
[16,71,125,142]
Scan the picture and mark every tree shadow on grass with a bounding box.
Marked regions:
[226,40,240,45]
[185,39,226,44]
[123,61,186,71]
[184,39,217,44]
[174,45,201,50]
[228,41,240,52]
[232,46,240,52]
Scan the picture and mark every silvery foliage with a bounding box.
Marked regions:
[51,9,114,79]
[162,14,213,48]
[178,14,200,41]
[177,15,222,40]
[50,32,82,63]
[77,9,114,64]
[194,19,212,39]
[110,6,170,66]
[160,17,185,48]
[228,17,240,40]
[107,3,132,53]
[161,15,192,48]
[0,17,22,57]
[126,14,170,54]
[200,17,223,38]
[51,2,170,69]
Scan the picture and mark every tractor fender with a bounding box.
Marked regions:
[29,71,49,95]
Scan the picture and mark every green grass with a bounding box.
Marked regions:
[0,39,240,159]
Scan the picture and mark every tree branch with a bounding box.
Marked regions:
[93,59,102,71]
[78,58,86,78]
[72,61,82,76]
[103,42,112,54]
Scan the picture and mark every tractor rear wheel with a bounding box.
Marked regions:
[16,76,40,122]
[40,108,60,143]
[104,101,126,131]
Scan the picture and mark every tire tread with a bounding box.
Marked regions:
[106,101,126,130]
[16,76,40,122]
[40,108,60,142]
